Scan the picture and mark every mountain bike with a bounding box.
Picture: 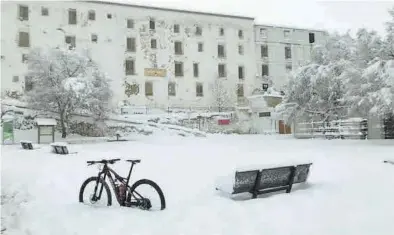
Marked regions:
[79,158,166,210]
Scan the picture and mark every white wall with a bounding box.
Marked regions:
[1,1,256,109]
[254,25,328,91]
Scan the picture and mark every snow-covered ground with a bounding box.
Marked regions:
[2,134,394,235]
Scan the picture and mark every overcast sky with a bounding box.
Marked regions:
[117,0,394,36]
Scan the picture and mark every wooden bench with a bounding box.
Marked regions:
[20,140,33,150]
[50,142,69,154]
[216,163,312,199]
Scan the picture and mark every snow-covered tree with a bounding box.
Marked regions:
[384,7,394,59]
[25,47,112,138]
[211,79,236,112]
[354,28,383,67]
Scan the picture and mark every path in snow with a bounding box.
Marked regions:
[1,135,394,235]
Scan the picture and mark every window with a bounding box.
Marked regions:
[88,10,95,20]
[149,19,155,30]
[285,45,292,59]
[22,54,28,63]
[260,28,267,38]
[259,112,271,117]
[238,30,243,39]
[218,64,226,77]
[218,44,225,58]
[125,59,135,75]
[151,39,157,49]
[65,36,76,48]
[174,41,183,55]
[309,33,315,43]
[18,32,30,47]
[68,9,77,24]
[262,64,269,76]
[13,76,19,83]
[262,83,269,91]
[196,83,203,97]
[195,26,202,36]
[107,13,112,19]
[18,5,28,20]
[238,66,244,79]
[237,84,244,97]
[91,34,98,43]
[193,63,199,77]
[41,7,49,16]
[25,76,33,91]
[261,45,268,57]
[174,24,180,33]
[198,42,203,52]
[168,82,176,96]
[175,62,183,77]
[127,19,134,28]
[219,28,224,36]
[238,45,244,55]
[286,64,292,72]
[127,37,136,52]
[145,81,153,96]
[284,30,290,38]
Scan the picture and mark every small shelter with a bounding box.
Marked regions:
[36,118,57,144]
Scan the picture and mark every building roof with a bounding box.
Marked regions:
[82,1,255,20]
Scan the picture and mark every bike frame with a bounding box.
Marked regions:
[93,163,144,206]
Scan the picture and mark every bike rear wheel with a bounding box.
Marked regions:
[79,176,112,207]
[127,179,166,211]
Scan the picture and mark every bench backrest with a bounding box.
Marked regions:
[233,163,312,194]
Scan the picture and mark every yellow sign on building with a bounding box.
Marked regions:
[144,68,167,77]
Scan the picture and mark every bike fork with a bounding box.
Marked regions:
[92,172,107,201]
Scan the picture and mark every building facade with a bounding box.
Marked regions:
[1,1,327,110]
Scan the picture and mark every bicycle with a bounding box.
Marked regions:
[78,158,166,211]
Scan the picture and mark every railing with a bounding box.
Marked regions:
[294,118,368,140]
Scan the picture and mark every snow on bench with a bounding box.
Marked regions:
[20,140,33,150]
[216,162,313,199]
[50,142,69,154]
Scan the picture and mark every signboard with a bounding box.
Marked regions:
[2,120,14,144]
[144,68,166,77]
[40,126,53,135]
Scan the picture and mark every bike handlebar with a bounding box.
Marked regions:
[87,158,121,165]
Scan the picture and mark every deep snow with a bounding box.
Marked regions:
[2,134,394,235]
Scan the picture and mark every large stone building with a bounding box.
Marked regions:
[1,0,327,109]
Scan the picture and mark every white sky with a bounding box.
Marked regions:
[115,0,394,36]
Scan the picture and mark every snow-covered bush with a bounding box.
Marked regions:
[25,47,113,138]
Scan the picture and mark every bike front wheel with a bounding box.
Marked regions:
[127,179,166,211]
[79,176,112,207]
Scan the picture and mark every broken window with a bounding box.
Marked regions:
[198,42,203,52]
[195,26,202,36]
[237,84,244,97]
[238,30,243,39]
[238,45,244,55]
[149,19,155,30]
[309,32,315,43]
[127,19,134,28]
[107,13,112,19]
[219,28,224,36]
[260,28,267,38]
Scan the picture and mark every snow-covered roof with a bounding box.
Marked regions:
[36,118,57,126]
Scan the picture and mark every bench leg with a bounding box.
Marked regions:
[286,166,296,193]
[251,170,263,199]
